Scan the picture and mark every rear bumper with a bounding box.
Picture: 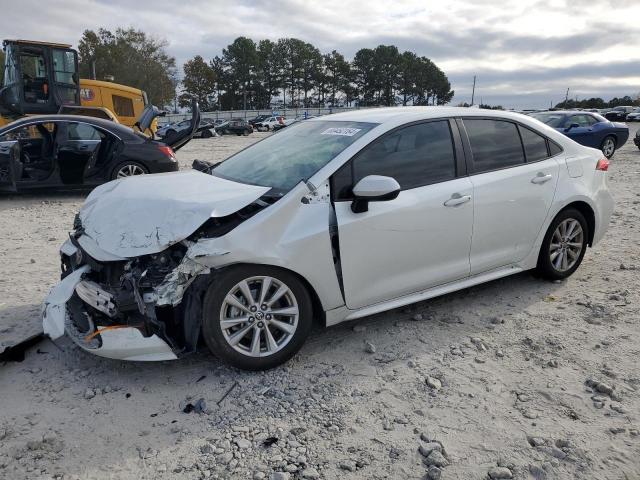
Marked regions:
[42,242,177,362]
[593,186,615,246]
[148,159,179,174]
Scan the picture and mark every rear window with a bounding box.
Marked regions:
[464,119,525,173]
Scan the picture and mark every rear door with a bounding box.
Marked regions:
[461,118,560,274]
[334,119,473,309]
[56,121,102,184]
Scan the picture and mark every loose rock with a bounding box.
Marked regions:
[488,466,513,479]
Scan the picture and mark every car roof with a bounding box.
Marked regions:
[312,106,545,124]
[0,114,141,140]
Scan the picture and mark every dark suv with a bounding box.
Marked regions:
[216,119,253,136]
[605,106,635,121]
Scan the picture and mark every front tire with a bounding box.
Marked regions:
[536,208,588,280]
[201,266,313,370]
[201,129,213,138]
[601,135,616,159]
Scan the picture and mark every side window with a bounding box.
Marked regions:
[585,115,600,126]
[112,95,135,117]
[0,126,36,141]
[464,119,525,173]
[549,141,563,156]
[519,126,549,162]
[52,49,77,85]
[568,115,590,127]
[67,123,102,141]
[351,120,456,192]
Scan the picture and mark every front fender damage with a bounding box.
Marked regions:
[154,255,216,306]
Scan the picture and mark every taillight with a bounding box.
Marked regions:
[158,145,175,158]
[596,158,609,171]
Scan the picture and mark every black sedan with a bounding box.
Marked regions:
[0,104,199,192]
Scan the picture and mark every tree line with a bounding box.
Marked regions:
[554,96,640,109]
[179,37,454,111]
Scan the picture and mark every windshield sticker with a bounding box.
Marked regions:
[320,127,361,137]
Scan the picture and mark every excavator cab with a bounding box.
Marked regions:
[0,40,80,118]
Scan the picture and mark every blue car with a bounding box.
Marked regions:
[530,111,629,159]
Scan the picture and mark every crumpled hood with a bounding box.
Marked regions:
[79,170,270,258]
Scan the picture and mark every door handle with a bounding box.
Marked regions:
[531,173,553,184]
[444,194,471,207]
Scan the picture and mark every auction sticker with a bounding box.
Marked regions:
[320,127,361,136]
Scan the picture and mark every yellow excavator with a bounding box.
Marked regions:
[0,39,156,133]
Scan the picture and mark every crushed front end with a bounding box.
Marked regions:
[42,232,207,361]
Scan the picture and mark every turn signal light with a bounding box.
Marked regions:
[595,158,609,171]
[158,145,176,158]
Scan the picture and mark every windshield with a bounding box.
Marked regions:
[213,120,376,192]
[530,113,567,128]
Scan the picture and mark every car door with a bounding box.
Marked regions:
[461,118,560,274]
[157,100,200,151]
[333,119,474,310]
[0,138,21,191]
[55,121,102,185]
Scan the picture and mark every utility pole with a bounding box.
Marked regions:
[471,76,476,106]
[564,88,569,108]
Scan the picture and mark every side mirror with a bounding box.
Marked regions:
[351,175,401,213]
[565,123,580,132]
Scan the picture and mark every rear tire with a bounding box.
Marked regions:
[536,208,588,280]
[201,265,313,370]
[111,161,148,180]
[600,135,616,159]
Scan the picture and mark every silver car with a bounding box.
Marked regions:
[43,107,613,370]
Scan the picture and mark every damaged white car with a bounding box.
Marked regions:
[42,107,614,370]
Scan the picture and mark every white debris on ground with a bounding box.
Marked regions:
[0,127,639,479]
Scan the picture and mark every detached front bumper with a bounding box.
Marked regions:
[42,240,177,361]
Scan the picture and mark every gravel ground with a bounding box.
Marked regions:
[0,127,639,480]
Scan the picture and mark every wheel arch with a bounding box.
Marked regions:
[558,200,596,246]
[602,132,618,147]
[180,262,326,353]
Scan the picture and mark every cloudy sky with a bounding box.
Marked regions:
[3,0,639,108]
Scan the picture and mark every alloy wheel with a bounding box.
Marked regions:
[219,276,299,357]
[549,218,584,272]
[602,138,615,158]
[116,164,146,178]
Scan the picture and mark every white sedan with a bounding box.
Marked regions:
[42,107,614,370]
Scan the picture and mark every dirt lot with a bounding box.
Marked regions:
[1,126,639,480]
